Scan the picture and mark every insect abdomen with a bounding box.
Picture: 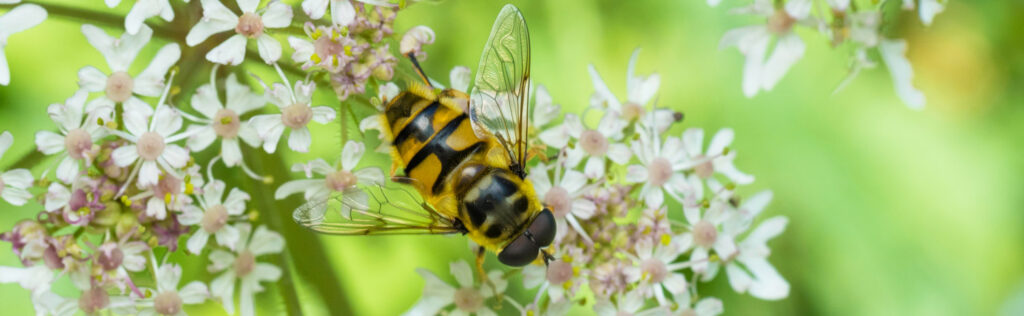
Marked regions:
[385,91,485,196]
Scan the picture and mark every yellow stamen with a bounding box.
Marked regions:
[120,196,132,207]
[164,193,172,205]
[660,233,672,246]
[310,53,322,64]
[311,29,323,40]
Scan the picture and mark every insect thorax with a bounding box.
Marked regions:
[456,166,536,246]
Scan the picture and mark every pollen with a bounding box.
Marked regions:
[311,53,322,63]
[660,233,672,246]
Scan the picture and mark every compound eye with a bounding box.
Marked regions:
[528,208,556,247]
[498,233,539,267]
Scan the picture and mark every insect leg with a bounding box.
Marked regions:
[406,53,432,88]
[475,246,502,305]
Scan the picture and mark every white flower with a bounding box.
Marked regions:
[672,290,724,316]
[274,140,384,217]
[32,289,136,316]
[35,90,111,183]
[136,262,209,316]
[680,128,754,185]
[720,0,814,97]
[522,247,586,303]
[208,223,284,316]
[722,216,790,300]
[185,73,265,166]
[450,65,471,92]
[405,260,509,316]
[879,39,925,110]
[95,234,149,292]
[681,183,741,274]
[0,265,53,298]
[919,0,945,26]
[78,24,181,111]
[186,0,294,65]
[588,48,677,132]
[529,161,595,243]
[400,25,435,61]
[531,84,561,131]
[121,0,175,35]
[626,237,689,306]
[302,0,356,25]
[180,180,248,254]
[0,131,34,206]
[594,290,667,316]
[0,3,46,86]
[249,77,336,153]
[109,103,192,188]
[626,127,690,209]
[539,112,631,179]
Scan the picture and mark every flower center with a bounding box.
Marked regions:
[97,245,123,271]
[65,128,94,160]
[678,309,697,316]
[202,205,229,233]
[767,9,797,35]
[546,260,574,285]
[623,102,645,121]
[580,130,609,156]
[213,108,241,139]
[648,157,673,187]
[137,132,166,161]
[281,103,313,129]
[544,186,572,218]
[693,154,714,179]
[153,290,183,315]
[314,36,348,60]
[234,250,255,277]
[325,170,357,192]
[235,12,264,38]
[641,257,668,283]
[78,287,110,314]
[453,287,483,312]
[693,220,718,249]
[154,175,182,198]
[105,71,134,103]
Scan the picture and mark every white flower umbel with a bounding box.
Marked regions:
[0,3,46,86]
[302,0,356,25]
[719,0,814,97]
[879,39,926,110]
[185,72,265,167]
[180,180,249,254]
[109,87,192,188]
[35,90,111,184]
[249,69,336,153]
[680,128,754,185]
[208,223,283,316]
[274,140,383,217]
[186,0,294,65]
[529,161,596,244]
[78,24,181,111]
[405,260,509,316]
[522,247,586,303]
[136,262,209,316]
[0,131,34,206]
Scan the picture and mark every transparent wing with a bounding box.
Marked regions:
[293,182,461,235]
[469,4,531,176]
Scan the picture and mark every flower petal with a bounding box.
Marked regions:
[112,145,139,167]
[329,0,355,25]
[311,106,336,124]
[34,130,65,155]
[206,34,248,66]
[248,226,284,256]
[879,38,925,109]
[134,43,181,97]
[302,0,328,19]
[77,66,109,92]
[759,33,805,91]
[287,127,312,152]
[178,281,209,304]
[256,34,282,64]
[161,145,189,168]
[450,260,474,288]
[55,156,80,184]
[340,140,365,171]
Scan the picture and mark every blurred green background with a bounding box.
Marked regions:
[2,0,1022,315]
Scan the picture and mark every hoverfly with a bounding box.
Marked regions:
[293,4,556,271]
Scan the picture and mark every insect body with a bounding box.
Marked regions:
[294,4,555,267]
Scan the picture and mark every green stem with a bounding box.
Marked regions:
[242,146,354,316]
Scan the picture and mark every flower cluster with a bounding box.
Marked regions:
[712,0,945,109]
[406,50,788,315]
